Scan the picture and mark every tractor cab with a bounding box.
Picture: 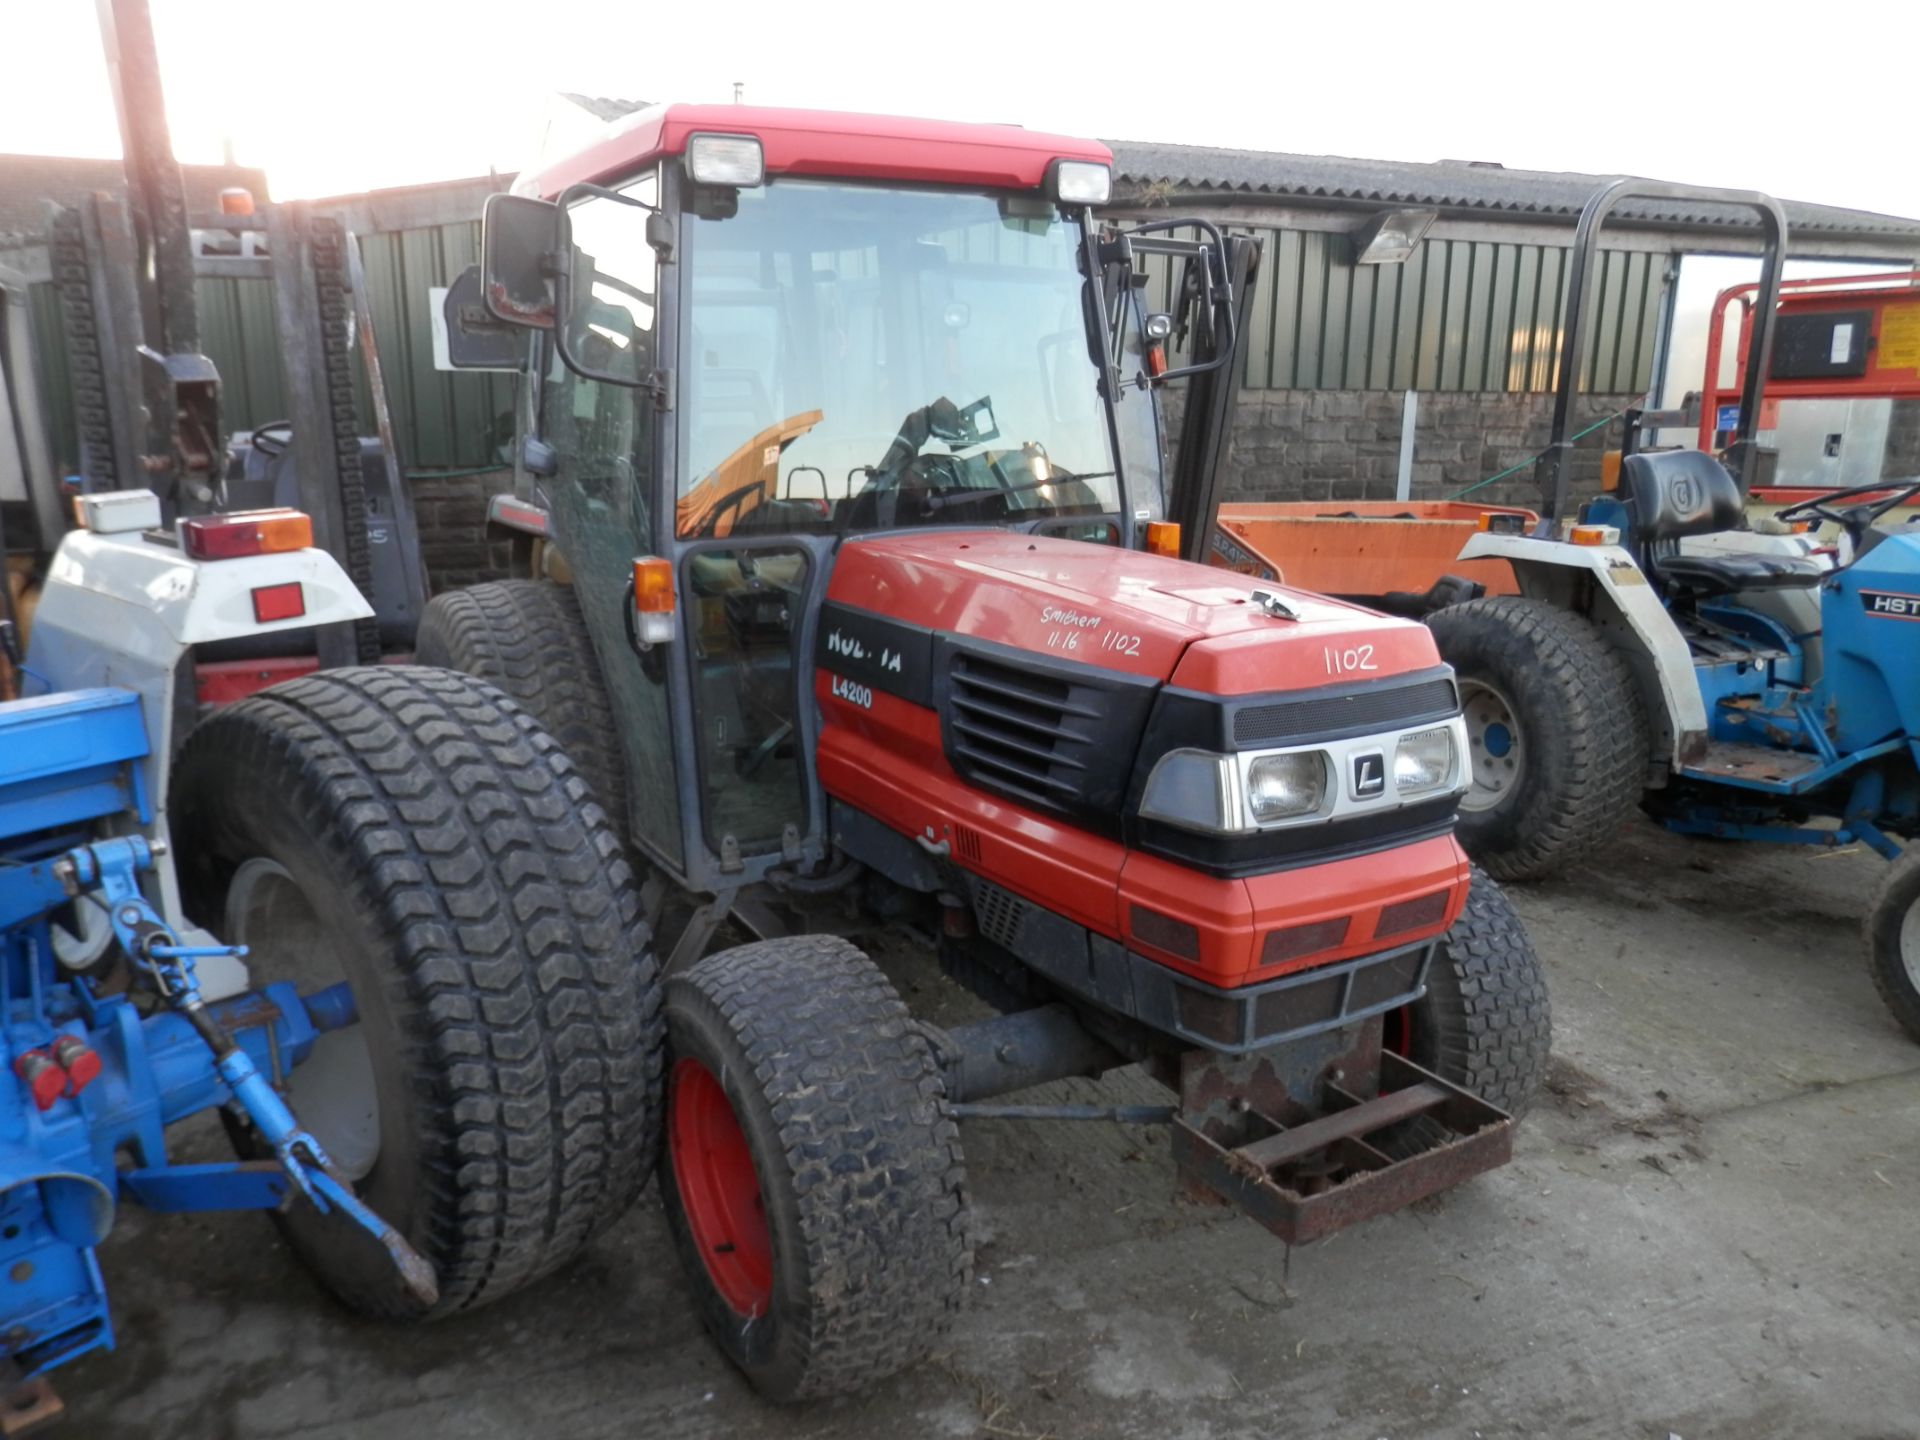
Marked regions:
[460,107,1225,894]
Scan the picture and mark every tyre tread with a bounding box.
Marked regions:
[1418,867,1552,1118]
[414,581,629,841]
[1864,850,1920,1043]
[1430,595,1647,881]
[668,936,971,1399]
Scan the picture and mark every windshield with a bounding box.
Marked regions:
[676,179,1120,538]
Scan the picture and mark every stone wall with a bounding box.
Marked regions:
[409,468,516,592]
[1199,389,1644,511]
[400,389,1650,590]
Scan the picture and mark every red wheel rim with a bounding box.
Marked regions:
[1382,1004,1414,1060]
[668,1057,773,1317]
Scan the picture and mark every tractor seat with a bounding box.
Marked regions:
[1654,550,1827,598]
[1620,450,1743,544]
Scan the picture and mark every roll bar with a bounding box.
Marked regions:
[1538,179,1789,525]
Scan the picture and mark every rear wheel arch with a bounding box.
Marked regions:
[1502,553,1685,775]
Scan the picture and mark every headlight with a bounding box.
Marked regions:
[1139,749,1239,834]
[1393,726,1456,794]
[1246,752,1328,822]
[686,133,765,187]
[1049,159,1112,206]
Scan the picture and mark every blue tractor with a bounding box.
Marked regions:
[0,497,662,1427]
[1417,179,1920,1038]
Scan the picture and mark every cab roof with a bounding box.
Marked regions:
[514,102,1113,201]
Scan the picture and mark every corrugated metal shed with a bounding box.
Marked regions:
[1137,224,1663,395]
[14,129,1919,468]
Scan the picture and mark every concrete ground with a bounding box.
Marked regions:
[69,820,1920,1440]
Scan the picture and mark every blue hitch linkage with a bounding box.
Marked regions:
[86,840,438,1308]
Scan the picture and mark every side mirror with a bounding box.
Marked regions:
[480,193,560,329]
[553,183,659,391]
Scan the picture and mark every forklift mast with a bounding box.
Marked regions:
[49,0,423,666]
[92,0,222,507]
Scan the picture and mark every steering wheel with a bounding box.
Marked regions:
[849,452,968,529]
[1776,477,1920,535]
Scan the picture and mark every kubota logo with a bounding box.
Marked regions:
[1351,751,1386,800]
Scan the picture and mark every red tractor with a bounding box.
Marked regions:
[427,105,1550,1400]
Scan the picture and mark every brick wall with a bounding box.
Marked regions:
[1204,389,1644,511]
[409,469,515,592]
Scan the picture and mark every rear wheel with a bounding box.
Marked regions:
[415,580,629,842]
[172,666,664,1319]
[1428,596,1647,881]
[1383,868,1550,1154]
[661,936,971,1401]
[1866,850,1920,1044]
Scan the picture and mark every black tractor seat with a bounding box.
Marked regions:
[1617,448,1825,598]
[1654,550,1826,598]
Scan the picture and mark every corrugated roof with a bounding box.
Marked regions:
[558,94,651,125]
[1107,139,1920,242]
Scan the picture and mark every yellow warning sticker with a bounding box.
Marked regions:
[1881,302,1920,372]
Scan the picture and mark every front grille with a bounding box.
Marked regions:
[974,880,1033,951]
[948,651,1101,809]
[1233,675,1457,747]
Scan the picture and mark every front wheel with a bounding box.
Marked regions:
[1866,850,1920,1044]
[1427,596,1648,882]
[1382,867,1551,1154]
[661,936,972,1401]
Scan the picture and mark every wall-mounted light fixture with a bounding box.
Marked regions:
[1351,208,1438,265]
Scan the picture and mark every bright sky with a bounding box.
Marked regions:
[4,0,1918,222]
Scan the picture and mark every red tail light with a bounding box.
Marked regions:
[180,509,313,560]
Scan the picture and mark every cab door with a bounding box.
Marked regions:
[535,173,691,879]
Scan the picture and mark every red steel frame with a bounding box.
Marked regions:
[1698,271,1920,504]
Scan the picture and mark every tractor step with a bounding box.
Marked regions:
[1171,1052,1512,1245]
[1681,741,1824,791]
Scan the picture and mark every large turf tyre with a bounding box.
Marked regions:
[661,936,971,1401]
[1865,849,1920,1044]
[414,580,629,843]
[171,666,664,1321]
[1383,867,1551,1155]
[1427,595,1647,882]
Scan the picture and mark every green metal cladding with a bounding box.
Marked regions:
[24,217,1662,476]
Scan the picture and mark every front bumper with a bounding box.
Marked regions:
[966,872,1439,1055]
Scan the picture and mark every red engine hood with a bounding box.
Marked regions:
[826,530,1441,694]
